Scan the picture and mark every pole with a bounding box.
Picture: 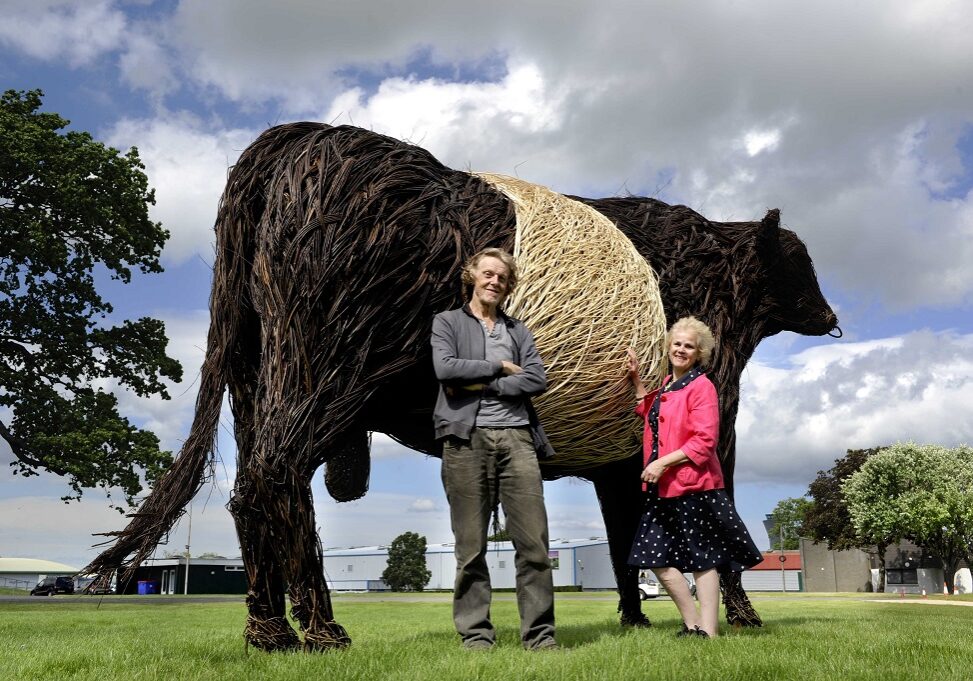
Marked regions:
[184,502,193,595]
[779,523,786,593]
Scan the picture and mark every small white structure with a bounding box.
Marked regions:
[953,568,972,594]
[0,557,77,592]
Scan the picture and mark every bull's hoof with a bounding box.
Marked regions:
[724,603,763,628]
[244,615,301,652]
[727,613,763,628]
[303,621,352,651]
[620,612,652,628]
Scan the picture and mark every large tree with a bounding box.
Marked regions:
[843,443,973,593]
[766,496,812,550]
[381,532,432,592]
[0,89,181,506]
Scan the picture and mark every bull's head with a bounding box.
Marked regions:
[756,209,840,338]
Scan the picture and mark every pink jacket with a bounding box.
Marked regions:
[635,373,724,498]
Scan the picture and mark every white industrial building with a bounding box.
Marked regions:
[0,557,78,592]
[323,538,617,591]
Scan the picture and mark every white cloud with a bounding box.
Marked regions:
[131,0,973,310]
[743,129,781,157]
[81,308,217,457]
[735,329,973,486]
[118,32,179,102]
[0,1,126,67]
[322,61,569,176]
[104,115,257,264]
[314,490,452,549]
[369,433,423,459]
[0,486,237,569]
[408,498,438,513]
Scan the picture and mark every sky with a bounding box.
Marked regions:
[2,0,973,571]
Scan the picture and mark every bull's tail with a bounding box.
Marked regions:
[81,338,228,586]
[81,219,246,587]
[79,125,308,586]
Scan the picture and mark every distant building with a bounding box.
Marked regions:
[0,557,77,592]
[123,557,246,595]
[799,538,971,594]
[746,551,803,591]
[120,538,829,595]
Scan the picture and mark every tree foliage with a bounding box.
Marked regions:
[767,497,812,550]
[843,443,973,592]
[487,525,511,542]
[381,531,431,592]
[0,89,182,506]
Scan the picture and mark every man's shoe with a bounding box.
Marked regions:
[675,623,692,637]
[463,639,495,650]
[689,626,710,638]
[527,639,560,651]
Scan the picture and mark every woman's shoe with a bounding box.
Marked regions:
[675,623,692,637]
[689,626,710,638]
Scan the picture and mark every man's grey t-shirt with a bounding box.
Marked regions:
[476,318,530,427]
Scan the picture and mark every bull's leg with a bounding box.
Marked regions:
[275,468,350,650]
[589,453,651,627]
[720,571,763,627]
[228,474,301,651]
[227,370,302,652]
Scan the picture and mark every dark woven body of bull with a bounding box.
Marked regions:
[85,123,838,650]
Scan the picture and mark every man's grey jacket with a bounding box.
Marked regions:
[430,305,556,459]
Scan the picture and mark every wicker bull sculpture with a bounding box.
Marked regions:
[85,123,839,651]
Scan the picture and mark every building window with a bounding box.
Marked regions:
[498,560,506,569]
[224,565,244,572]
[347,564,354,573]
[886,569,918,585]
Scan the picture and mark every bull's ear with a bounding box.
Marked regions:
[757,208,781,257]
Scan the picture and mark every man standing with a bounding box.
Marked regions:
[431,247,557,651]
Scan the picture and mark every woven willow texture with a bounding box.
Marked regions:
[477,173,668,469]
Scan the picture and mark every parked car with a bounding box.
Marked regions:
[643,573,697,599]
[30,576,75,596]
[638,577,660,599]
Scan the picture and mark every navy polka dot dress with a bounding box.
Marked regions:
[628,487,762,572]
[627,371,762,573]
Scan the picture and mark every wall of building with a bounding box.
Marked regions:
[800,539,873,592]
[743,569,801,591]
[573,544,616,590]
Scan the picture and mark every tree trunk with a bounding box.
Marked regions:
[875,544,887,593]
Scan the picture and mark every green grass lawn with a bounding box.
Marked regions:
[1,593,971,680]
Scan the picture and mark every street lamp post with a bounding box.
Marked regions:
[184,503,193,595]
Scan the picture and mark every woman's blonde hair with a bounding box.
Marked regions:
[461,247,518,302]
[667,316,716,368]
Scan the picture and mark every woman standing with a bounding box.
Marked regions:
[626,316,761,638]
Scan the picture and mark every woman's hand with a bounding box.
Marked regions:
[626,348,647,398]
[641,459,666,484]
[625,347,640,378]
